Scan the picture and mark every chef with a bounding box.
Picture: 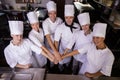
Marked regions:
[62,23,114,77]
[54,4,80,72]
[4,21,53,69]
[42,1,63,63]
[65,12,93,74]
[27,11,54,68]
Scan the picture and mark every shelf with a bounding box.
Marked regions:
[101,16,120,29]
[93,0,113,9]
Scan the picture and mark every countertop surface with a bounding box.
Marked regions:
[0,67,45,80]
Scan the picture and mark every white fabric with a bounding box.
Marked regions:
[54,23,80,64]
[32,52,47,67]
[65,5,74,16]
[8,21,23,35]
[4,39,42,68]
[78,43,114,76]
[93,23,107,38]
[46,1,56,12]
[27,11,38,24]
[67,30,93,63]
[28,28,47,67]
[42,17,62,50]
[29,28,44,47]
[77,13,90,26]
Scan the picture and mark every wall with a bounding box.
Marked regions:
[3,0,74,10]
[3,0,50,10]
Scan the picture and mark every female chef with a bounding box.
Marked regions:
[27,11,54,68]
[62,23,114,77]
[54,4,80,72]
[42,1,63,63]
[4,21,53,69]
[65,12,93,74]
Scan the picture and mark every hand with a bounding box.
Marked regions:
[61,52,68,59]
[61,55,65,60]
[24,64,31,69]
[85,72,93,78]
[53,57,59,64]
[48,53,55,62]
[48,56,54,62]
[54,51,62,61]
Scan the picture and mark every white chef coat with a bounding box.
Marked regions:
[4,39,42,68]
[67,30,93,63]
[54,22,80,64]
[28,28,47,67]
[29,28,44,47]
[78,43,114,76]
[42,17,63,49]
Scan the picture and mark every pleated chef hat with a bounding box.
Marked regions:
[93,23,107,38]
[8,21,23,35]
[27,11,38,24]
[77,12,90,26]
[65,5,74,16]
[46,1,56,12]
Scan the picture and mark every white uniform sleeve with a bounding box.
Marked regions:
[100,52,115,76]
[58,18,63,24]
[27,39,42,54]
[78,44,89,55]
[42,21,50,35]
[29,32,42,47]
[67,32,77,49]
[4,48,17,68]
[54,26,62,41]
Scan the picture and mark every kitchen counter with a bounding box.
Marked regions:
[1,67,120,80]
[0,67,45,80]
[45,74,120,80]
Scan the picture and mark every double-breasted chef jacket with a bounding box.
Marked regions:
[78,43,114,76]
[29,28,47,67]
[42,17,63,50]
[4,39,42,68]
[67,30,93,63]
[54,22,80,64]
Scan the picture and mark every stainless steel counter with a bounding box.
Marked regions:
[1,67,120,80]
[0,67,45,80]
[45,74,91,80]
[45,74,120,80]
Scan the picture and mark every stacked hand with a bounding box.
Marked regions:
[24,64,32,69]
[85,72,93,78]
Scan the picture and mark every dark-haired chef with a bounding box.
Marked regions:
[62,23,114,77]
[27,11,54,68]
[4,21,53,69]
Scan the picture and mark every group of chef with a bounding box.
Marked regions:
[4,0,114,78]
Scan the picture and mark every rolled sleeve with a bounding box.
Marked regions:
[28,39,42,54]
[78,44,88,55]
[42,21,50,35]
[4,49,17,68]
[101,54,114,76]
[29,33,42,47]
[54,27,61,41]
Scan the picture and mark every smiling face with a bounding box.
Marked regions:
[81,24,90,33]
[48,11,57,22]
[11,34,23,45]
[31,22,39,31]
[65,16,74,25]
[93,36,105,49]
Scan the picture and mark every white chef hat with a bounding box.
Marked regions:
[77,12,90,26]
[27,11,38,24]
[46,1,56,12]
[93,23,107,38]
[65,5,74,16]
[8,21,23,35]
